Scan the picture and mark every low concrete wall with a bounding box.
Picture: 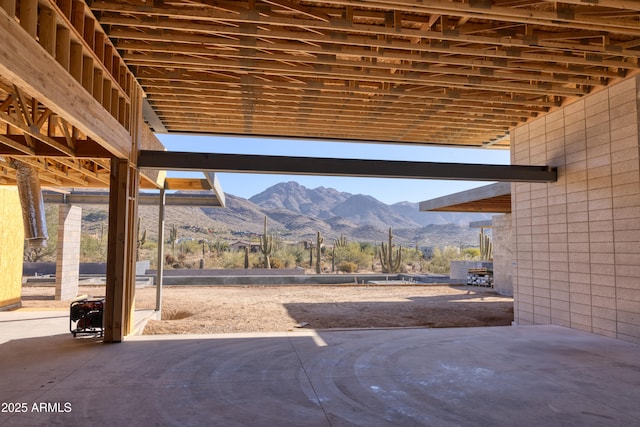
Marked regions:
[24,261,150,276]
[147,267,305,277]
[152,273,457,286]
[159,274,388,286]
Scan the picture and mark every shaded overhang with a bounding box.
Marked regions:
[419,182,512,213]
[138,151,557,183]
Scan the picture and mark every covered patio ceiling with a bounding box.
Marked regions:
[419,181,512,213]
[1,1,640,188]
[93,0,640,148]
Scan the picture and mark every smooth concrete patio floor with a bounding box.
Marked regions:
[1,311,639,426]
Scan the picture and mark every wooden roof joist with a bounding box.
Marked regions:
[84,0,640,147]
[138,150,556,183]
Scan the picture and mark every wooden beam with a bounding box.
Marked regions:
[104,158,129,343]
[97,5,640,61]
[142,98,167,133]
[119,38,621,80]
[0,8,131,158]
[138,150,557,183]
[163,178,210,190]
[261,0,331,22]
[138,75,555,110]
[125,53,588,97]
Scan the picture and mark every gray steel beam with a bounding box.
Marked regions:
[138,150,557,183]
[42,191,223,207]
[156,188,165,313]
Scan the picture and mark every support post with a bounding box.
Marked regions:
[104,158,129,342]
[156,187,165,312]
[104,158,138,341]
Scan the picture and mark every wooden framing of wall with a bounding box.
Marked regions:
[0,2,147,341]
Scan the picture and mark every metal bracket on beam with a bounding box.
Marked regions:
[138,150,558,183]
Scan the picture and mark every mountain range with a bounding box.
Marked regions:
[131,181,492,248]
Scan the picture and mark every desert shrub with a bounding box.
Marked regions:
[425,246,464,274]
[288,245,307,265]
[80,234,107,263]
[271,246,298,268]
[222,250,246,269]
[462,247,480,259]
[337,261,358,273]
[334,242,371,270]
[269,257,284,269]
[179,240,202,255]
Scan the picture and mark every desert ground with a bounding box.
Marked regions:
[20,284,513,334]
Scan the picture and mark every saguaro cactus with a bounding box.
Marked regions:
[260,216,273,269]
[244,246,250,269]
[331,234,347,272]
[316,231,324,274]
[169,224,178,256]
[379,227,402,273]
[480,228,493,260]
[136,217,146,261]
[334,234,348,248]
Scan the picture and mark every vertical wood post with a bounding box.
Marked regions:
[104,157,129,343]
[124,163,139,336]
[0,0,16,17]
[19,0,37,37]
[70,42,83,82]
[104,81,143,342]
[55,26,71,71]
[38,8,57,56]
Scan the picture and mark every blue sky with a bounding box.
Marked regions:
[157,134,511,205]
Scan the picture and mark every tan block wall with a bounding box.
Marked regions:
[0,187,25,310]
[511,75,640,343]
[492,214,513,296]
[55,205,82,301]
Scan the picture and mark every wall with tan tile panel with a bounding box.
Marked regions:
[512,76,640,343]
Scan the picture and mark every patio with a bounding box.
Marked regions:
[1,310,639,426]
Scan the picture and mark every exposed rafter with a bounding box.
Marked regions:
[85,0,640,147]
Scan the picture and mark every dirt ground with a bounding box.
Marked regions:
[20,284,513,334]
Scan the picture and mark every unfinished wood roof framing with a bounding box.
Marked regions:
[98,0,639,147]
[2,0,640,186]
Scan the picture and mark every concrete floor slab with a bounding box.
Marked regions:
[1,311,639,426]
